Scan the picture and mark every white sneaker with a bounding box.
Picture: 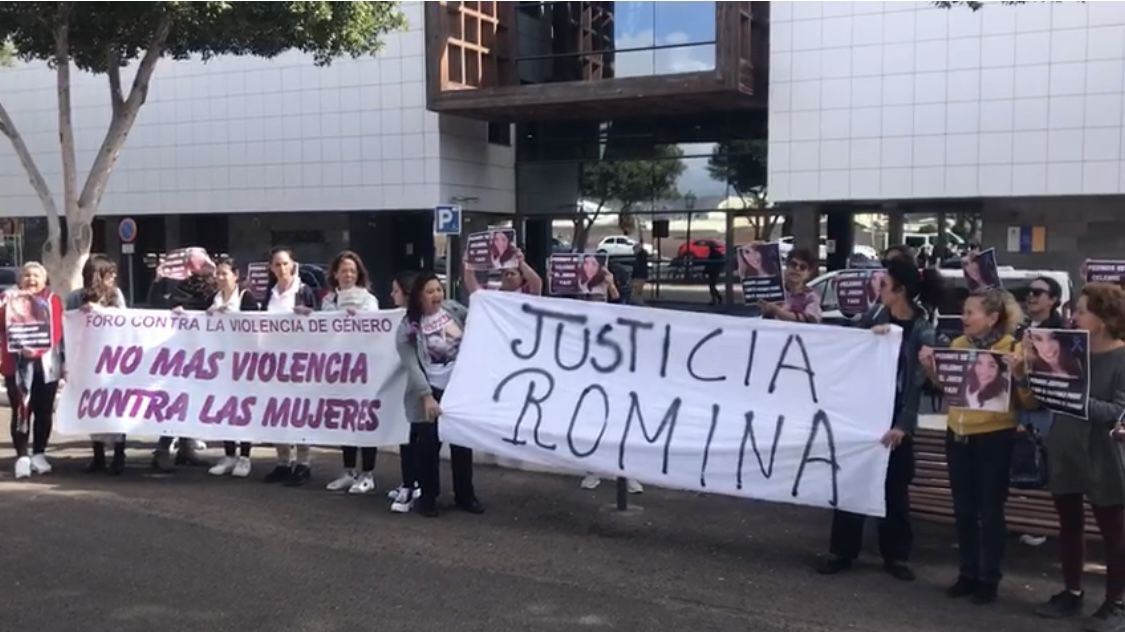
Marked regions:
[580,475,601,490]
[14,456,31,479]
[209,456,237,476]
[348,472,376,495]
[232,456,252,478]
[326,471,357,492]
[30,453,51,475]
[193,440,208,452]
[627,479,644,494]
[390,486,414,513]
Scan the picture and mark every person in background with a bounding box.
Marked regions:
[152,250,217,472]
[919,287,1035,605]
[1021,276,1066,334]
[2,262,64,479]
[705,241,724,305]
[760,247,821,324]
[818,258,942,582]
[463,247,542,296]
[396,272,483,517]
[631,242,649,305]
[321,251,382,495]
[1032,284,1125,628]
[205,256,260,478]
[65,255,128,475]
[387,271,420,513]
[261,246,321,487]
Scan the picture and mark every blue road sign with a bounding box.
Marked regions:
[434,205,462,235]
[118,217,138,243]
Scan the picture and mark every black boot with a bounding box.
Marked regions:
[110,442,126,475]
[86,443,107,473]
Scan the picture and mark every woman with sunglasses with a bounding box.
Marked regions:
[760,247,821,324]
[1021,276,1066,335]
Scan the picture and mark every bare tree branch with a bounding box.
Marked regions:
[107,47,124,117]
[0,102,61,244]
[77,10,172,214]
[56,1,80,229]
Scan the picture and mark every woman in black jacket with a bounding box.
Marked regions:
[260,246,320,487]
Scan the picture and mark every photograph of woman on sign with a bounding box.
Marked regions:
[963,351,1012,412]
[738,243,780,278]
[964,248,1001,292]
[5,293,49,328]
[577,254,609,296]
[489,229,518,270]
[1026,329,1085,379]
[865,270,886,306]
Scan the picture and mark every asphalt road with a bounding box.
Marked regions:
[0,438,1090,632]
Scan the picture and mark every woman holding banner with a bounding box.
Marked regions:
[387,271,420,513]
[321,250,383,495]
[261,246,321,487]
[818,258,941,582]
[2,262,64,479]
[396,272,483,518]
[205,256,260,478]
[1031,284,1125,625]
[919,287,1035,604]
[760,248,821,324]
[463,247,543,296]
[65,255,128,475]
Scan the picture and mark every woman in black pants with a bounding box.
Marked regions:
[395,272,483,518]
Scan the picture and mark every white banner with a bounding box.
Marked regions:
[59,309,409,447]
[440,292,900,517]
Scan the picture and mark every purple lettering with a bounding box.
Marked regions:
[94,345,143,375]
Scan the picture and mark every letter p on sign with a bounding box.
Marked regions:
[434,205,462,236]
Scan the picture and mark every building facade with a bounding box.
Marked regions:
[770,1,1125,274]
[0,2,513,301]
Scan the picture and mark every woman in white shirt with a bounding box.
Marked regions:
[206,256,261,478]
[321,251,383,494]
[261,247,321,487]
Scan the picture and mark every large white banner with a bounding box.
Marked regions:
[440,292,901,517]
[59,309,409,447]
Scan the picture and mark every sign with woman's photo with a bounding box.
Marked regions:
[548,253,610,297]
[1086,259,1125,286]
[737,242,784,303]
[5,293,52,351]
[932,348,1012,412]
[157,247,211,281]
[834,269,884,317]
[1025,328,1090,419]
[466,229,518,271]
[964,248,1002,292]
[246,262,270,300]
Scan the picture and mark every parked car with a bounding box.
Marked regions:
[552,237,572,253]
[778,235,877,262]
[596,235,652,257]
[677,238,726,260]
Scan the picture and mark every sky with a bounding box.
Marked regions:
[611,1,716,77]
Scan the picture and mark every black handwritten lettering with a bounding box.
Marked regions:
[554,322,590,371]
[615,317,654,373]
[768,334,819,404]
[700,404,720,488]
[659,324,672,378]
[510,303,587,361]
[567,384,610,458]
[687,328,726,382]
[590,324,623,373]
[737,412,785,490]
[791,410,838,507]
[742,330,758,387]
[618,393,681,474]
[492,368,556,447]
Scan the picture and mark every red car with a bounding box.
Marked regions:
[677,239,727,259]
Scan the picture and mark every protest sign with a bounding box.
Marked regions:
[58,309,409,446]
[246,262,270,300]
[932,348,1012,412]
[738,243,785,303]
[440,292,901,517]
[834,269,884,318]
[466,229,518,270]
[965,248,1001,292]
[1025,328,1090,419]
[5,293,52,351]
[549,253,611,297]
[157,247,211,281]
[1086,260,1125,286]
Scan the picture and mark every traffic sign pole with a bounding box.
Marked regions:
[118,218,138,306]
[433,205,462,300]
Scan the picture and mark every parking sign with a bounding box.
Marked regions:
[434,205,462,235]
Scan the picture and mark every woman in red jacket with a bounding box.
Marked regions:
[1,262,64,479]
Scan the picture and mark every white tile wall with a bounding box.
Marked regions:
[0,1,515,217]
[770,1,1125,201]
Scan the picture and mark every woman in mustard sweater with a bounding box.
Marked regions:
[920,287,1036,605]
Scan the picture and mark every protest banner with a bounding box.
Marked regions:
[1025,328,1090,419]
[932,348,1012,412]
[738,243,784,303]
[549,253,611,297]
[246,262,270,300]
[157,247,210,281]
[1086,259,1125,286]
[5,293,52,351]
[466,229,518,270]
[58,309,409,446]
[834,269,884,318]
[965,248,1001,292]
[440,292,901,517]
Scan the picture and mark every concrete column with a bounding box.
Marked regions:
[790,204,819,254]
[887,209,904,249]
